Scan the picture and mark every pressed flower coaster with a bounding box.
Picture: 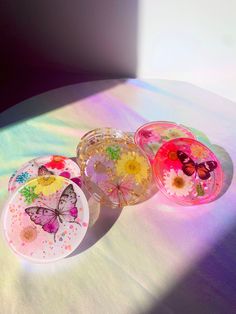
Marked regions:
[77,128,153,208]
[3,176,89,262]
[153,138,223,205]
[8,155,82,193]
[134,121,195,162]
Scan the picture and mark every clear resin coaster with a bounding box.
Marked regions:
[134,121,195,162]
[153,138,223,206]
[77,128,153,208]
[8,155,81,193]
[3,176,89,262]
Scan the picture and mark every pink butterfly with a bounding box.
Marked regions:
[25,184,80,242]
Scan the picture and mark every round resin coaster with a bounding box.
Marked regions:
[8,155,82,193]
[77,128,153,208]
[153,138,223,205]
[134,121,195,162]
[3,176,89,262]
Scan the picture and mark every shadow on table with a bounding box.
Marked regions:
[0,79,126,129]
[67,195,123,257]
[69,189,160,257]
[140,220,236,314]
[67,156,158,257]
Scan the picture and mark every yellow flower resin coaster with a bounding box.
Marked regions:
[2,175,89,263]
[77,128,153,208]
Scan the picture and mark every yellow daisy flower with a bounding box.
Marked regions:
[116,152,149,183]
[162,128,187,139]
[191,144,208,159]
[29,176,64,196]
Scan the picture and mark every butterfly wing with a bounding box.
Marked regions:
[38,166,54,176]
[57,184,78,222]
[177,150,196,176]
[197,161,217,180]
[25,206,59,234]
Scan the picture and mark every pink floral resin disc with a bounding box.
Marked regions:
[3,176,89,262]
[134,121,195,162]
[153,138,223,205]
[8,155,82,193]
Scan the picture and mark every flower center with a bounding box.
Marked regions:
[38,176,56,186]
[20,226,37,242]
[168,151,178,161]
[94,161,106,173]
[125,159,141,175]
[172,176,185,188]
[54,156,63,162]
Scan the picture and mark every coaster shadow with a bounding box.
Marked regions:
[67,188,123,257]
[67,156,157,257]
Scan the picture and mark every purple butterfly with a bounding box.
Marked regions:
[25,184,80,242]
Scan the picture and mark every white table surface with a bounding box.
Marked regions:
[0,79,235,314]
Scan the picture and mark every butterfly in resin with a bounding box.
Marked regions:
[38,165,54,176]
[177,150,217,180]
[25,184,80,242]
[38,165,82,187]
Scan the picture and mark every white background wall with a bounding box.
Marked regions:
[1,0,236,102]
[1,0,138,76]
[137,0,236,102]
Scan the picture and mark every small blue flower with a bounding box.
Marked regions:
[16,172,31,184]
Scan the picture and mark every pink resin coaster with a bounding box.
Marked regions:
[77,128,153,208]
[3,176,89,262]
[134,121,195,162]
[153,138,223,205]
[8,155,82,193]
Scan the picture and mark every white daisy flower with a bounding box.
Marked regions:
[164,169,194,197]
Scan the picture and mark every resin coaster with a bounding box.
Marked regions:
[153,138,223,205]
[8,155,82,193]
[77,128,153,208]
[134,121,195,162]
[3,176,89,262]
